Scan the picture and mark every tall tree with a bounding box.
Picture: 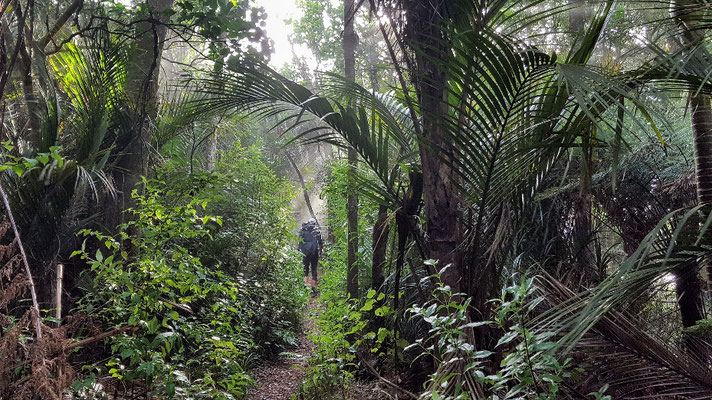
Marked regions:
[670,0,708,331]
[402,0,461,291]
[344,0,359,298]
[105,0,174,230]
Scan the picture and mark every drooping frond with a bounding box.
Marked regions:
[534,272,712,398]
[533,204,712,352]
[194,63,417,204]
[50,41,128,165]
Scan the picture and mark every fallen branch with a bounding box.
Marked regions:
[64,326,139,351]
[357,354,418,399]
[0,182,41,338]
[1,326,139,375]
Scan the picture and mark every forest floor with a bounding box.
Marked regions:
[246,298,321,400]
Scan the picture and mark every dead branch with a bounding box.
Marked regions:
[0,182,41,338]
[37,0,84,49]
[160,298,193,314]
[64,326,139,351]
[357,354,418,399]
[55,263,63,326]
[286,151,319,225]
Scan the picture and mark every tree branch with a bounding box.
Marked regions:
[358,354,419,399]
[286,151,319,225]
[37,0,84,50]
[64,326,139,351]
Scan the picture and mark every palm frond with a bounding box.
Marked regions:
[50,40,128,164]
[195,63,415,205]
[533,204,712,353]
[534,272,712,398]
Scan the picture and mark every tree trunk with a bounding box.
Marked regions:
[670,0,709,336]
[287,152,319,225]
[344,0,359,299]
[403,0,461,292]
[207,129,218,171]
[365,48,387,291]
[12,1,42,153]
[105,0,173,231]
[568,0,590,34]
[572,133,597,286]
[690,94,712,204]
[371,205,388,290]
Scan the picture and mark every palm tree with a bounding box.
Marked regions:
[670,0,712,332]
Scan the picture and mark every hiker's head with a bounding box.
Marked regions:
[308,218,316,225]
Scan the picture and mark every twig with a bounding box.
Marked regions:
[160,298,193,314]
[0,182,42,338]
[37,0,84,49]
[358,354,418,399]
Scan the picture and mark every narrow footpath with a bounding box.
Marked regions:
[247,145,327,400]
[246,298,321,400]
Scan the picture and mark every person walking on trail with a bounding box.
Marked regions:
[298,218,322,295]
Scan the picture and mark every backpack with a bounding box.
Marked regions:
[299,223,320,256]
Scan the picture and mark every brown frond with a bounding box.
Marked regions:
[534,273,712,398]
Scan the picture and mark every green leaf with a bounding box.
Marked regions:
[10,164,24,177]
[496,331,519,348]
[50,153,63,167]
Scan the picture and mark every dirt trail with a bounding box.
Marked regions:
[247,145,329,400]
[246,299,321,400]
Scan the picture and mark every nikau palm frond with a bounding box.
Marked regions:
[534,272,712,398]
[533,204,712,348]
[195,64,416,205]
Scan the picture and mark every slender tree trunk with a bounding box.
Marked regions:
[12,0,42,153]
[207,129,218,172]
[371,205,388,290]
[568,1,597,287]
[568,0,589,33]
[344,0,359,298]
[365,53,388,291]
[403,0,461,292]
[105,0,173,231]
[572,133,597,286]
[393,169,423,370]
[671,0,709,336]
[287,152,319,225]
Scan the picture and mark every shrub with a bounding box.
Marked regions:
[73,158,306,398]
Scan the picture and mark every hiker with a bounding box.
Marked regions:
[297,218,322,294]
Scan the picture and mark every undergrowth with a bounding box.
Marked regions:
[68,146,307,399]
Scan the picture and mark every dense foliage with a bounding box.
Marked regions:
[2,0,712,399]
[73,148,305,398]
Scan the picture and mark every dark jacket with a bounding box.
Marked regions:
[298,222,323,256]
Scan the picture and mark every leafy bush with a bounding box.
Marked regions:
[73,156,306,398]
[409,275,610,400]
